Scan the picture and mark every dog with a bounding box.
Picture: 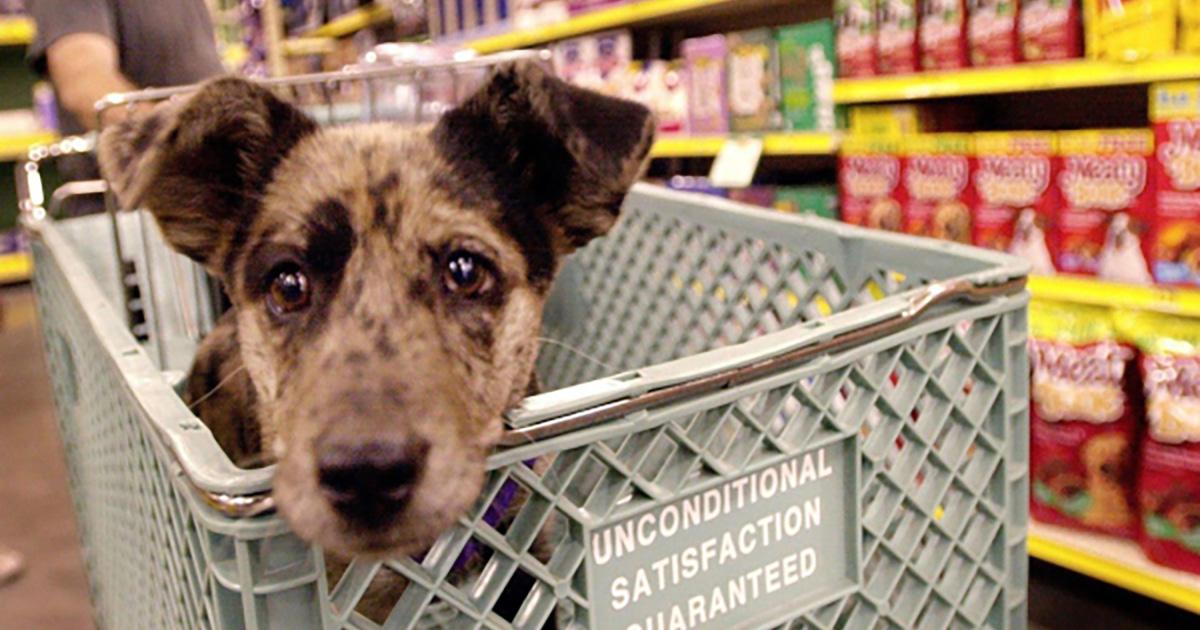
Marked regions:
[97,61,654,618]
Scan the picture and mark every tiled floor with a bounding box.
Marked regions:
[0,284,1196,629]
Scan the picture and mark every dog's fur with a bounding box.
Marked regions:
[97,62,652,571]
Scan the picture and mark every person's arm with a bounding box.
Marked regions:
[44,33,139,130]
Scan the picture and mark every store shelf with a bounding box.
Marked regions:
[1029,522,1200,614]
[305,2,391,39]
[0,251,31,285]
[650,132,838,158]
[834,56,1200,104]
[461,0,762,54]
[0,15,33,46]
[1029,275,1200,318]
[0,131,57,162]
[282,37,336,57]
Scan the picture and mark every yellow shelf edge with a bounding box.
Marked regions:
[834,56,1200,104]
[1029,275,1200,318]
[650,132,839,158]
[0,15,34,46]
[1028,523,1200,614]
[282,37,336,57]
[0,131,59,162]
[305,2,391,39]
[0,251,31,285]
[464,0,736,54]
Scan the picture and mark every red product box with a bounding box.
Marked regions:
[839,135,904,230]
[968,0,1020,66]
[1055,129,1156,284]
[1029,302,1141,539]
[1019,0,1082,61]
[836,0,879,77]
[1150,82,1200,287]
[877,0,920,74]
[902,134,974,243]
[920,0,970,70]
[972,132,1058,274]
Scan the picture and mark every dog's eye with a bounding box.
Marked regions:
[443,250,492,296]
[267,264,311,316]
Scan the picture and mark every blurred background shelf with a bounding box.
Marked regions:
[0,130,57,162]
[0,16,33,47]
[834,56,1200,104]
[1029,522,1200,615]
[1029,275,1200,317]
[305,2,392,39]
[650,132,838,158]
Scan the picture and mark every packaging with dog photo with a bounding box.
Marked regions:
[972,131,1058,274]
[839,135,904,230]
[1055,129,1155,284]
[902,133,974,243]
[1150,81,1200,287]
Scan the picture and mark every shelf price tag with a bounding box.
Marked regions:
[709,136,763,188]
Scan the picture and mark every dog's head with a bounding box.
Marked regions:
[98,62,654,557]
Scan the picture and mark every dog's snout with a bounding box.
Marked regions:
[317,439,428,525]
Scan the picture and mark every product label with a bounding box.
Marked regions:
[920,0,969,70]
[903,153,973,242]
[840,153,904,230]
[684,36,729,134]
[1031,340,1134,424]
[836,0,877,76]
[968,0,1019,65]
[1152,119,1200,286]
[1143,355,1200,443]
[1019,0,1081,61]
[877,0,919,73]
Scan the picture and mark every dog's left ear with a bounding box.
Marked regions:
[433,60,655,254]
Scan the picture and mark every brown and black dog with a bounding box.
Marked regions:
[97,61,652,596]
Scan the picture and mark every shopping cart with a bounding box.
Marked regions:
[17,52,1031,630]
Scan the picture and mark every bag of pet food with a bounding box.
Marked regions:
[877,0,920,73]
[1055,129,1155,283]
[836,0,878,77]
[920,0,970,70]
[903,133,974,243]
[1019,0,1082,61]
[840,135,904,230]
[1149,82,1200,287]
[1116,311,1200,574]
[1029,300,1140,538]
[972,131,1058,274]
[1083,0,1175,62]
[968,0,1019,66]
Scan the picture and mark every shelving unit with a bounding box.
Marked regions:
[0,15,33,47]
[304,2,392,39]
[651,132,838,157]
[1029,522,1200,614]
[0,130,57,162]
[834,56,1200,104]
[1029,275,1200,318]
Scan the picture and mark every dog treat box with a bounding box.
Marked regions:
[973,131,1059,274]
[682,34,730,134]
[836,0,878,77]
[920,0,970,70]
[1150,82,1200,287]
[727,28,783,132]
[1055,129,1155,283]
[968,0,1020,66]
[777,20,838,132]
[877,0,920,74]
[1118,311,1200,575]
[1019,0,1082,60]
[840,135,904,230]
[902,133,974,243]
[1029,301,1141,539]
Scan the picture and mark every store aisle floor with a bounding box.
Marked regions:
[0,284,1196,629]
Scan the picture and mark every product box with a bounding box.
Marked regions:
[553,37,594,86]
[728,186,778,208]
[973,131,1059,274]
[839,135,904,230]
[1118,311,1200,575]
[1020,0,1083,61]
[968,0,1020,66]
[1149,82,1200,286]
[777,21,838,132]
[1056,129,1156,283]
[836,0,878,77]
[902,133,974,243]
[1029,301,1141,539]
[774,186,840,219]
[877,0,920,73]
[920,0,970,70]
[727,29,783,132]
[848,104,928,135]
[1084,0,1176,62]
[594,30,633,97]
[682,34,729,134]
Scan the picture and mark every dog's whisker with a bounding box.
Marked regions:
[187,363,247,411]
[536,337,617,372]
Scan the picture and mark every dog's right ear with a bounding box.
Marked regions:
[98,77,317,274]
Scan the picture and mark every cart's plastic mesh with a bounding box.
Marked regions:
[30,186,1029,629]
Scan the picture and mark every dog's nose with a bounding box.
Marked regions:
[316,439,428,525]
